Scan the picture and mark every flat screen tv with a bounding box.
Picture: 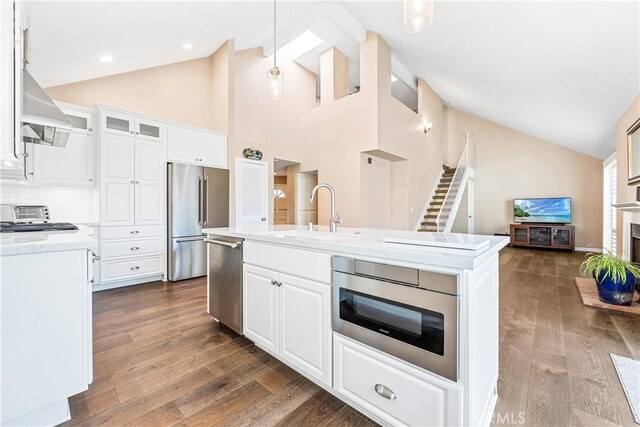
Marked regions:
[514,197,571,224]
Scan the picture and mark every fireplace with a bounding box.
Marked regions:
[631,224,640,264]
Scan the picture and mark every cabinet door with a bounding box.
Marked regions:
[101,110,135,136]
[134,140,164,225]
[32,133,96,187]
[167,125,198,164]
[552,227,572,247]
[279,273,332,386]
[135,117,166,142]
[243,265,278,353]
[198,133,227,168]
[101,133,135,226]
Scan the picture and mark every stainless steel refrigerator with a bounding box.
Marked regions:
[167,163,229,281]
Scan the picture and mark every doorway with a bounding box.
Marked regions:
[273,159,299,225]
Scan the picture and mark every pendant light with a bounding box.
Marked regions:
[267,0,284,100]
[403,0,434,33]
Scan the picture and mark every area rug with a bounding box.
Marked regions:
[610,354,640,424]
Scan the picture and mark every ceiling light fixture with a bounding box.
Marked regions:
[267,0,284,101]
[99,54,113,63]
[404,0,434,34]
[182,43,193,50]
[277,30,323,60]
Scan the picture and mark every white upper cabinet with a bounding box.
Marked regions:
[167,125,198,164]
[197,132,226,168]
[135,117,166,142]
[57,102,94,135]
[167,124,227,169]
[31,133,96,187]
[100,109,135,136]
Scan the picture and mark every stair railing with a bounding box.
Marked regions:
[435,134,474,232]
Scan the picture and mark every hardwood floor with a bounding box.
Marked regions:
[65,248,640,426]
[494,248,639,427]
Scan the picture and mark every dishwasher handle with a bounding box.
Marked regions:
[205,238,242,249]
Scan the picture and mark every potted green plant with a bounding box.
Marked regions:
[580,251,640,306]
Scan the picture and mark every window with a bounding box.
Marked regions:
[274,189,285,198]
[603,157,617,253]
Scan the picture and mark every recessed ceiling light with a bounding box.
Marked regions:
[182,43,193,50]
[99,54,113,63]
[391,74,398,83]
[277,30,324,60]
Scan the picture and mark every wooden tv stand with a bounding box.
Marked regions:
[510,224,575,252]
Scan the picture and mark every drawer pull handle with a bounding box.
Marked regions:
[130,246,140,251]
[375,384,397,400]
[130,266,140,271]
[130,230,140,234]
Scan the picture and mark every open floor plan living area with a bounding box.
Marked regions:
[0,1,638,426]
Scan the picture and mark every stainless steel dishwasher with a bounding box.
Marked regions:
[206,235,244,335]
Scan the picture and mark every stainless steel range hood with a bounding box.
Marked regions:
[22,70,72,147]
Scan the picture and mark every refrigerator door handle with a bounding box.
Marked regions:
[198,176,203,226]
[204,176,209,226]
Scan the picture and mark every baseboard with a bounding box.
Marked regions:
[575,247,603,253]
[92,274,164,292]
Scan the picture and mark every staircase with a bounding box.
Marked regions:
[418,165,457,232]
[416,134,475,233]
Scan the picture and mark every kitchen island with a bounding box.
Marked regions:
[0,230,96,426]
[203,225,509,427]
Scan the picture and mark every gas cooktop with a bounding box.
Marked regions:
[0,222,79,233]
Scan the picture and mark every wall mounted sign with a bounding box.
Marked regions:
[242,147,263,161]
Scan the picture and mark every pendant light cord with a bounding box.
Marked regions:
[273,0,277,69]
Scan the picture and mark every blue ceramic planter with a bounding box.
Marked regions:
[596,270,637,306]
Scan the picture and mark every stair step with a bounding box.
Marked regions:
[435,189,448,194]
[433,195,445,200]
[437,184,451,189]
[430,202,443,206]
[418,229,436,233]
[421,221,437,227]
[424,214,438,219]
[443,172,455,177]
[427,207,441,212]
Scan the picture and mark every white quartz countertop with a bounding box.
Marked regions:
[0,229,98,256]
[202,225,509,270]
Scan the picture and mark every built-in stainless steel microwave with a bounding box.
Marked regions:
[332,256,459,382]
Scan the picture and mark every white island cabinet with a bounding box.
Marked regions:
[204,225,509,427]
[0,232,96,426]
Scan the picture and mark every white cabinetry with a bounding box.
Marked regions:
[334,334,461,427]
[243,244,332,387]
[98,106,166,287]
[22,103,96,187]
[167,124,226,168]
[1,249,93,426]
[0,0,25,178]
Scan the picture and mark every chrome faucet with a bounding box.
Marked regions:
[310,183,343,232]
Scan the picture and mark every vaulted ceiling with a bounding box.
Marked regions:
[25,1,639,159]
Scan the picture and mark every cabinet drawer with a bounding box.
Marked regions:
[101,256,163,283]
[100,237,163,259]
[244,242,331,284]
[100,225,163,240]
[333,334,461,427]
